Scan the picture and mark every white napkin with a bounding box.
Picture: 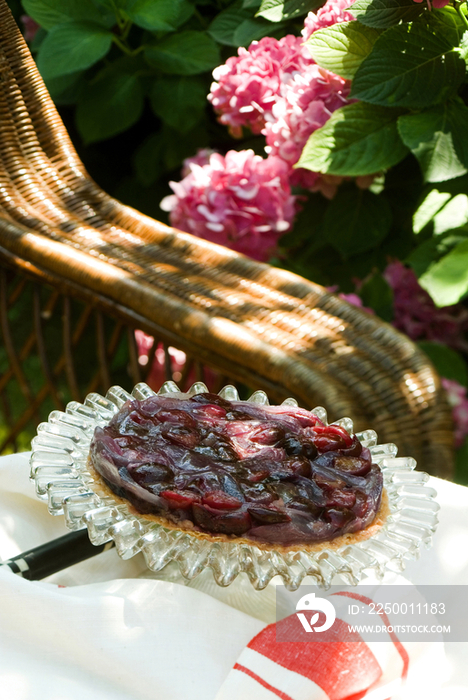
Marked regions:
[0,453,446,700]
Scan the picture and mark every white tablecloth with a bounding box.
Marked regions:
[0,453,467,699]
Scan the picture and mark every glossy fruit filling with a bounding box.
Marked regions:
[89,393,383,546]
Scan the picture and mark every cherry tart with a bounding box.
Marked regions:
[89,392,383,547]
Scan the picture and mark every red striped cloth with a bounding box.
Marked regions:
[216,591,412,700]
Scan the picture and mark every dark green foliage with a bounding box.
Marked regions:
[350,22,466,108]
[359,272,393,322]
[418,341,468,387]
[322,185,392,258]
[350,0,425,28]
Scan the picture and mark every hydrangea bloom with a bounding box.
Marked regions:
[441,378,468,448]
[208,36,311,137]
[384,261,468,352]
[302,0,355,41]
[263,65,350,192]
[160,149,296,262]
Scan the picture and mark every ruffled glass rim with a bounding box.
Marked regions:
[30,382,440,591]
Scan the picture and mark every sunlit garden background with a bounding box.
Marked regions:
[5,0,468,482]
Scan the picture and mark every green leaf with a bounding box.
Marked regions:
[460,29,468,63]
[126,0,194,32]
[426,6,468,48]
[349,0,424,28]
[257,0,321,22]
[76,68,144,144]
[92,0,128,8]
[44,70,85,105]
[297,102,408,177]
[31,27,47,52]
[433,194,468,235]
[359,271,393,321]
[22,0,114,30]
[305,21,380,80]
[208,8,252,45]
[351,23,466,108]
[243,0,261,6]
[145,31,220,75]
[398,102,468,183]
[406,237,441,276]
[413,189,452,233]
[445,100,468,170]
[419,239,468,306]
[417,341,468,387]
[323,187,392,257]
[233,18,278,46]
[37,21,113,79]
[150,76,207,134]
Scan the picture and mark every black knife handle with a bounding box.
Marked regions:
[0,530,115,580]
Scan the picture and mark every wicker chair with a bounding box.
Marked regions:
[0,0,454,476]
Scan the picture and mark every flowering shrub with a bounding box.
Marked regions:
[168,1,356,251]
[208,29,352,195]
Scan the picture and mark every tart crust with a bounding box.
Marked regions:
[87,455,389,554]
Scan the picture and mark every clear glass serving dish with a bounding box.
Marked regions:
[30,382,440,591]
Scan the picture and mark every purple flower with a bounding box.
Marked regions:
[384,261,468,352]
[339,292,375,314]
[160,149,297,262]
[302,0,355,41]
[441,378,468,448]
[21,15,40,43]
[328,286,375,314]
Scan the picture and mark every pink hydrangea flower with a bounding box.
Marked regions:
[441,378,468,448]
[160,149,297,262]
[208,35,310,137]
[181,148,216,177]
[302,0,355,41]
[384,261,468,352]
[263,65,350,191]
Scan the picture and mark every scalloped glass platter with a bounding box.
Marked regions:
[30,382,440,591]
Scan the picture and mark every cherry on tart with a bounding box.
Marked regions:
[89,393,384,547]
